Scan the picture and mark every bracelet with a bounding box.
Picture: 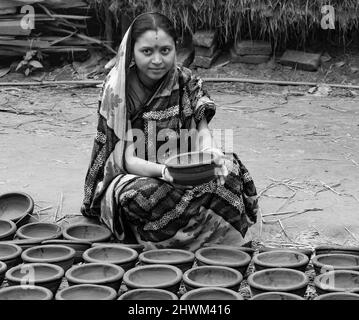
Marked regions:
[161,166,167,179]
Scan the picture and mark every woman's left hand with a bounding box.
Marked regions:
[206,148,229,186]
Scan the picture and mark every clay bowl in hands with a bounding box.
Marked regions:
[22,245,76,271]
[312,254,359,276]
[0,261,6,286]
[165,151,220,186]
[92,242,144,254]
[139,249,195,272]
[83,245,138,271]
[5,263,64,294]
[55,284,117,300]
[0,219,17,240]
[0,192,34,225]
[247,268,309,297]
[123,264,182,293]
[16,222,62,241]
[250,292,305,300]
[63,223,112,243]
[0,285,53,300]
[259,246,313,260]
[314,292,359,300]
[42,239,92,263]
[195,247,251,275]
[314,270,359,295]
[0,242,22,269]
[180,287,243,300]
[119,288,178,300]
[183,266,243,292]
[315,245,359,257]
[253,250,309,272]
[65,263,124,291]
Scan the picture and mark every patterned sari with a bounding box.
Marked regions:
[81,14,258,251]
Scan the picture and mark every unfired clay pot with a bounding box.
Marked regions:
[83,245,138,271]
[5,263,64,294]
[3,239,43,251]
[92,242,144,254]
[0,261,7,286]
[314,270,359,295]
[65,263,124,291]
[119,288,178,300]
[180,287,243,300]
[16,222,62,241]
[22,244,76,271]
[314,292,359,300]
[0,285,53,300]
[183,266,243,292]
[42,239,91,263]
[123,264,183,293]
[247,268,309,297]
[55,284,117,300]
[312,254,359,275]
[0,192,34,225]
[250,292,305,300]
[139,249,195,272]
[315,245,359,257]
[259,246,313,260]
[0,219,17,241]
[0,242,22,269]
[63,223,112,243]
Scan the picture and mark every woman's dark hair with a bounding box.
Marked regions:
[131,12,177,47]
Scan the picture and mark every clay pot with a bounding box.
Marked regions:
[0,285,53,300]
[139,249,195,272]
[22,245,76,271]
[180,287,243,300]
[55,284,117,300]
[247,268,309,297]
[63,223,112,243]
[65,263,124,291]
[119,288,178,300]
[315,245,359,257]
[92,242,145,254]
[0,192,34,225]
[0,261,7,286]
[259,246,313,260]
[195,247,251,275]
[204,244,255,258]
[253,250,309,272]
[312,254,359,276]
[183,266,243,292]
[0,219,17,240]
[3,239,43,251]
[83,245,138,271]
[165,151,219,186]
[123,264,182,293]
[250,292,305,300]
[314,292,359,300]
[5,263,64,294]
[42,239,92,263]
[16,222,62,241]
[0,242,22,269]
[314,270,359,295]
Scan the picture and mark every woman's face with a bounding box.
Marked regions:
[133,28,176,86]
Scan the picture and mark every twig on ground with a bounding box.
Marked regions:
[275,191,297,213]
[315,183,341,196]
[54,192,63,223]
[344,227,359,243]
[278,219,294,242]
[319,180,342,195]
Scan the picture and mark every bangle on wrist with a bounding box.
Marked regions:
[161,165,167,179]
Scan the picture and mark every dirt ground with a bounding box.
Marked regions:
[1,60,359,249]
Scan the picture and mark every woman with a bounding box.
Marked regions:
[81,12,258,251]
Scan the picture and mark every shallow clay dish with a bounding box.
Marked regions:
[0,261,6,286]
[139,249,194,272]
[0,219,17,240]
[195,247,251,274]
[55,284,117,300]
[312,254,359,275]
[22,245,76,271]
[0,285,53,300]
[3,239,43,251]
[119,288,178,300]
[250,292,305,300]
[314,292,359,300]
[0,242,22,269]
[83,245,138,271]
[247,268,309,297]
[92,242,144,254]
[183,266,243,291]
[0,192,34,224]
[16,222,62,241]
[42,239,91,263]
[6,263,64,294]
[314,270,359,295]
[180,287,243,300]
[259,246,313,260]
[65,262,124,291]
[165,151,220,186]
[315,245,359,257]
[204,244,256,258]
[253,250,309,272]
[123,264,182,293]
[63,223,112,243]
